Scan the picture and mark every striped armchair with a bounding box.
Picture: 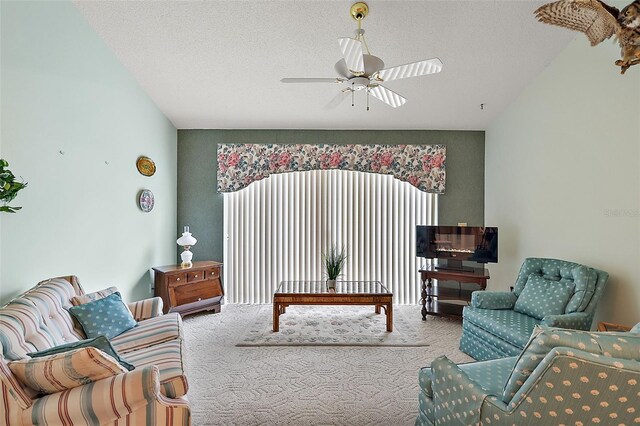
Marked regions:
[0,276,190,426]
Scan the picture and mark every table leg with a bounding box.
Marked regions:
[273,302,280,332]
[421,278,428,321]
[386,303,393,332]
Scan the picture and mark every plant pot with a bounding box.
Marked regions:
[327,279,336,290]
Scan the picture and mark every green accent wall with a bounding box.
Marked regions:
[0,1,177,304]
[177,130,484,263]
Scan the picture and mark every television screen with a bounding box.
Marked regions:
[416,226,498,264]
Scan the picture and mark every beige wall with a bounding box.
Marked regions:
[485,36,640,326]
[0,2,177,304]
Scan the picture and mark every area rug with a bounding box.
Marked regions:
[236,304,430,346]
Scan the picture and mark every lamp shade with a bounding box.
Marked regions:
[177,226,197,246]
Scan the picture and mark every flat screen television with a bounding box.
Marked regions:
[416,225,498,269]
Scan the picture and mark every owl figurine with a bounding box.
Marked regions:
[535,0,640,74]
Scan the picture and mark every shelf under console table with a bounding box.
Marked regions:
[419,266,490,320]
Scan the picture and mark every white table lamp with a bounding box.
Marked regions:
[177,226,197,268]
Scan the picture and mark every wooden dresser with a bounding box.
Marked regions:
[153,261,224,316]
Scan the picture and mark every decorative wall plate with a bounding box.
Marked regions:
[138,189,154,212]
[136,156,156,177]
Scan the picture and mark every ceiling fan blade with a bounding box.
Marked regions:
[338,37,365,76]
[281,78,345,83]
[376,58,443,82]
[369,85,407,108]
[324,89,351,110]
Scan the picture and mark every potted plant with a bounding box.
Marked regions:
[0,159,27,213]
[322,245,347,290]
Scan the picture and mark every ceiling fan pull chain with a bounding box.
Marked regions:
[352,83,355,107]
[367,87,370,111]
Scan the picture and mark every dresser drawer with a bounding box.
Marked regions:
[187,271,204,283]
[206,267,221,280]
[174,281,217,306]
[168,273,187,285]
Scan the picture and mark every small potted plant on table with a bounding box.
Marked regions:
[322,245,347,291]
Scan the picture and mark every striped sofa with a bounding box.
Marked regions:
[0,276,191,425]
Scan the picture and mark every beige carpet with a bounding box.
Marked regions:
[182,304,473,425]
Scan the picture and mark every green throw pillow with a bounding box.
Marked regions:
[68,292,137,339]
[27,335,134,371]
[513,275,574,320]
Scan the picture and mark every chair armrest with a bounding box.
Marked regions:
[23,366,163,424]
[509,347,640,409]
[0,358,33,410]
[430,356,489,426]
[127,297,164,321]
[470,291,517,309]
[541,311,591,330]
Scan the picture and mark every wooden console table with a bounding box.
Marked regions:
[419,266,489,320]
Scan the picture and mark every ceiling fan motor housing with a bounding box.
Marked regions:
[334,54,385,79]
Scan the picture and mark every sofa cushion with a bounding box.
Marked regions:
[70,286,118,306]
[27,335,134,371]
[460,357,517,396]
[565,267,598,313]
[0,299,58,361]
[9,347,126,395]
[23,278,86,345]
[68,292,137,339]
[124,338,188,398]
[111,313,182,354]
[513,275,574,320]
[502,325,640,403]
[462,306,540,350]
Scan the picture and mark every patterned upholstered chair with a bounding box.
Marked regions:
[460,258,608,361]
[416,323,640,426]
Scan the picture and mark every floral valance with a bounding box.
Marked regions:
[217,144,446,193]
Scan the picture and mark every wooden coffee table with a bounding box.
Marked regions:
[273,280,393,332]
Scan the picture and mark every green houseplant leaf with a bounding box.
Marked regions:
[322,245,347,280]
[0,159,27,213]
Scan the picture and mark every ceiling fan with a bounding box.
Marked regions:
[281,2,443,110]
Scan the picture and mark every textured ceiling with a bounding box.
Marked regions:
[73,1,574,130]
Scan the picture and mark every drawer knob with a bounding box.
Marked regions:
[176,278,181,281]
[195,274,198,278]
[197,297,202,301]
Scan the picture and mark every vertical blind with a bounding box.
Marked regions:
[223,169,437,304]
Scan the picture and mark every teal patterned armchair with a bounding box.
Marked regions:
[416,324,640,426]
[460,258,608,361]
